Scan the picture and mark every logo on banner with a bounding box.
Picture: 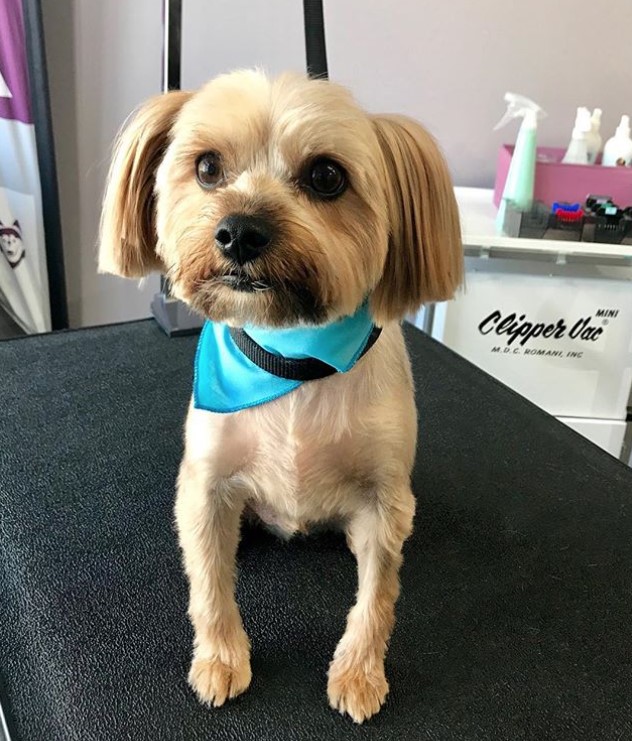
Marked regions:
[477,309,619,359]
[0,70,12,98]
[0,12,33,125]
[0,219,26,268]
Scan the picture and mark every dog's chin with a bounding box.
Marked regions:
[180,275,328,328]
[217,273,273,294]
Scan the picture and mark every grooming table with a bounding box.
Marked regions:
[1,320,631,741]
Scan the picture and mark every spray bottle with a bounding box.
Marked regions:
[602,115,632,167]
[562,107,592,165]
[495,93,546,234]
[586,108,603,164]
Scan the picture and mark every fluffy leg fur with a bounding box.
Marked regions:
[175,460,251,706]
[328,482,416,723]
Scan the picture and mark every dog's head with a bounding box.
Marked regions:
[99,70,462,327]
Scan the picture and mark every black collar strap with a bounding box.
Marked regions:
[228,325,382,382]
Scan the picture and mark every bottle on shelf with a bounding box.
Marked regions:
[601,115,632,167]
[586,108,602,164]
[562,107,591,165]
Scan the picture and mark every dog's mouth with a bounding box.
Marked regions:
[187,268,327,326]
[218,271,273,293]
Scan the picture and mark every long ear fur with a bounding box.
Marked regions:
[370,115,463,323]
[98,90,192,277]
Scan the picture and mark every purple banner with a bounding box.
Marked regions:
[0,0,32,124]
[0,0,50,332]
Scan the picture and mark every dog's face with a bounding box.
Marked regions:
[156,71,389,326]
[99,70,462,327]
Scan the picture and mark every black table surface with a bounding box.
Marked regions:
[1,320,631,741]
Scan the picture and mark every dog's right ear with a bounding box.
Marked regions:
[98,90,192,278]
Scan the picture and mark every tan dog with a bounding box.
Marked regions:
[99,70,462,723]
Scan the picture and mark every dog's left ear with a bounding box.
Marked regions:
[370,115,463,324]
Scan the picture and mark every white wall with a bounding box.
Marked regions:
[43,0,632,327]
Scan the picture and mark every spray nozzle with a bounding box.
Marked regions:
[615,114,631,138]
[591,108,602,130]
[494,92,546,131]
[570,107,592,137]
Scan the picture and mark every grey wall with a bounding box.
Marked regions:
[43,0,632,327]
[325,0,632,186]
[181,0,304,87]
[43,0,162,327]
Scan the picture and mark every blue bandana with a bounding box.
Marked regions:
[193,303,376,413]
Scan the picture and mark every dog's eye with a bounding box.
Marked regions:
[306,158,347,199]
[196,152,223,189]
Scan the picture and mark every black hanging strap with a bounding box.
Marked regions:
[163,0,182,92]
[228,325,382,382]
[303,0,328,79]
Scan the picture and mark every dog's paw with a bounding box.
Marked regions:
[188,655,252,707]
[327,660,389,723]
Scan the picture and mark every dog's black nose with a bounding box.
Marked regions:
[214,214,272,265]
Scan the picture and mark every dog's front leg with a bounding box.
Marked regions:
[328,482,415,723]
[175,458,251,706]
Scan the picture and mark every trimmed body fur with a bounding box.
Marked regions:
[99,70,462,723]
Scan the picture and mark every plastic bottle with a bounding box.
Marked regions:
[494,93,546,234]
[586,108,602,164]
[602,115,632,167]
[562,107,591,165]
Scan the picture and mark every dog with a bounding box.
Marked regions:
[99,69,462,723]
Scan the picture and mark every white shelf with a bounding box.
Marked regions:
[455,187,632,264]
